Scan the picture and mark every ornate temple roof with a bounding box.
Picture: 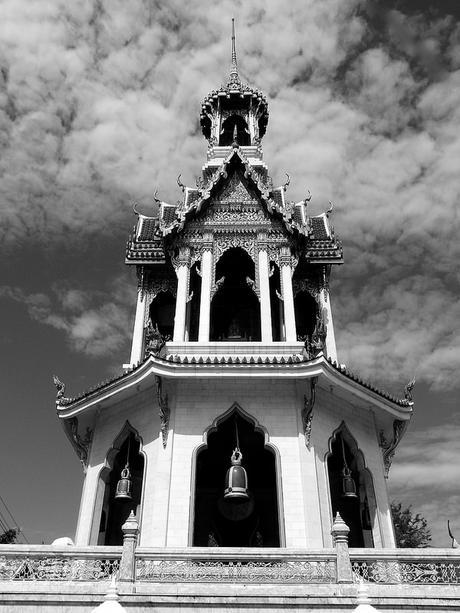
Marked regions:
[54,350,412,415]
[125,148,343,265]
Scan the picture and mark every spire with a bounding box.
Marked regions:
[229,18,240,86]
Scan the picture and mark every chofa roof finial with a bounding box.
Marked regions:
[229,18,240,85]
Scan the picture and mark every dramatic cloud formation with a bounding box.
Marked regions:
[0,0,459,543]
[1,0,459,394]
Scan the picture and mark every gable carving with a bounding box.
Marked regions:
[215,171,258,204]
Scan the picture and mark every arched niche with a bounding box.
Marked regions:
[294,290,318,340]
[186,262,201,341]
[210,247,261,341]
[326,423,377,548]
[149,291,175,338]
[269,262,283,341]
[190,404,284,547]
[220,114,250,146]
[91,423,145,546]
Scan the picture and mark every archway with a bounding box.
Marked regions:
[150,291,175,338]
[210,248,261,341]
[220,114,250,146]
[294,291,318,340]
[326,425,375,548]
[269,262,283,341]
[96,427,145,546]
[186,263,201,341]
[192,408,281,547]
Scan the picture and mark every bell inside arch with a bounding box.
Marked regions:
[224,448,249,501]
[115,465,132,500]
[341,466,358,499]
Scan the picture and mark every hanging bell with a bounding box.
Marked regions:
[341,466,358,498]
[115,465,132,500]
[224,448,249,501]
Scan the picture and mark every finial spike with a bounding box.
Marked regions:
[229,18,239,84]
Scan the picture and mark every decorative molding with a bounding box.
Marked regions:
[215,235,256,262]
[379,419,408,478]
[155,375,170,449]
[302,376,318,449]
[64,417,93,473]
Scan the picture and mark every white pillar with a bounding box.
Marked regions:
[198,248,213,342]
[281,257,297,342]
[319,287,337,362]
[173,262,189,342]
[258,248,272,342]
[129,288,147,365]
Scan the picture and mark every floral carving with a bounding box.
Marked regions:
[155,376,170,449]
[64,417,93,473]
[302,377,318,449]
[379,420,408,478]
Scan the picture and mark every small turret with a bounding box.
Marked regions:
[200,19,269,147]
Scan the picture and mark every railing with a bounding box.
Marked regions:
[0,545,120,581]
[1,515,460,587]
[351,550,460,585]
[135,549,336,583]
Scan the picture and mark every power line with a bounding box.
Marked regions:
[0,494,29,544]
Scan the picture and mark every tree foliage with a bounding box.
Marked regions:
[391,501,432,548]
[0,528,18,544]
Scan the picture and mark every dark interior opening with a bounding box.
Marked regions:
[98,434,144,546]
[193,411,280,547]
[220,115,250,146]
[269,262,283,341]
[327,433,371,548]
[150,291,175,338]
[186,263,201,341]
[294,291,318,340]
[210,248,261,341]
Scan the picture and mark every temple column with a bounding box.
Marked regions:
[258,240,272,342]
[319,266,337,362]
[129,268,147,365]
[198,237,213,342]
[173,248,190,342]
[281,250,297,342]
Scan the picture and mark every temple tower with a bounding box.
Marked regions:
[55,26,413,552]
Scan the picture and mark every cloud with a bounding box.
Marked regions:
[0,280,133,358]
[0,0,460,394]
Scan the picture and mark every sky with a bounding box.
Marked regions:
[0,0,459,546]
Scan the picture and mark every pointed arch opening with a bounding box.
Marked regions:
[210,248,261,341]
[220,114,250,146]
[93,424,145,546]
[149,291,175,338]
[294,291,318,340]
[326,424,376,548]
[269,262,283,341]
[185,262,201,341]
[192,406,282,547]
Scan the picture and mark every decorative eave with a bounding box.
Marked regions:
[55,353,412,422]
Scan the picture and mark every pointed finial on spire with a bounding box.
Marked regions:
[229,18,240,85]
